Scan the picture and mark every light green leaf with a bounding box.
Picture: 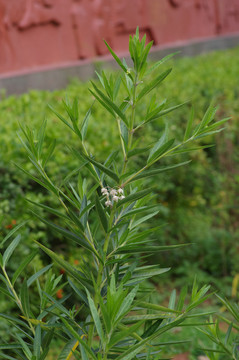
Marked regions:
[115,286,138,322]
[27,264,53,287]
[104,40,132,80]
[3,234,21,267]
[137,69,172,101]
[1,221,27,247]
[145,52,179,75]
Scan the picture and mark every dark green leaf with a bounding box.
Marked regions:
[20,280,30,319]
[95,196,108,233]
[75,150,119,183]
[147,138,175,164]
[34,241,93,291]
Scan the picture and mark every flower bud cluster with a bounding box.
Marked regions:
[101,187,125,207]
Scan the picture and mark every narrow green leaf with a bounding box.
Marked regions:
[147,138,175,164]
[80,195,88,229]
[104,40,132,79]
[146,102,188,124]
[86,289,105,344]
[37,118,47,159]
[33,325,41,360]
[131,161,191,182]
[68,279,88,305]
[195,104,218,135]
[0,285,15,300]
[20,280,30,320]
[116,188,154,208]
[0,344,22,350]
[42,139,56,167]
[131,211,159,229]
[75,150,119,183]
[146,52,179,75]
[12,249,38,285]
[89,89,115,119]
[177,286,188,312]
[81,104,93,140]
[115,243,189,254]
[61,317,97,360]
[27,264,53,287]
[91,82,128,126]
[26,199,68,221]
[137,69,172,101]
[137,302,179,314]
[31,211,95,254]
[109,321,144,348]
[128,146,152,158]
[35,241,94,291]
[3,235,21,267]
[184,106,194,141]
[115,286,138,322]
[1,221,27,247]
[95,196,108,233]
[58,339,79,360]
[48,105,74,131]
[170,144,214,155]
[15,333,32,359]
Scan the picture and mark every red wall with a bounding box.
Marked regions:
[1,0,239,75]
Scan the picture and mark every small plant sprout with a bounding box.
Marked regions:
[0,28,229,359]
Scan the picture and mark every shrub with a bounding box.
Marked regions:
[0,29,229,359]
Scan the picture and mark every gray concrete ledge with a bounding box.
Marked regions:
[1,33,239,96]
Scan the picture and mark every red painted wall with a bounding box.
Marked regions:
[1,0,239,75]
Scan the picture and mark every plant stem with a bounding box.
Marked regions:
[128,74,138,151]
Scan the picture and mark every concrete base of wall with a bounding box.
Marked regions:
[1,33,239,96]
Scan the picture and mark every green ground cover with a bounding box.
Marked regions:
[0,45,239,357]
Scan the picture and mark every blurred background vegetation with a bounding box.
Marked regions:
[0,46,238,357]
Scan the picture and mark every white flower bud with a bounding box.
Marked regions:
[101,187,108,196]
[105,200,112,207]
[110,189,117,196]
[119,195,125,200]
[117,188,124,195]
[112,195,119,202]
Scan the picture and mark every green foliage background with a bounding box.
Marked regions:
[1,46,238,291]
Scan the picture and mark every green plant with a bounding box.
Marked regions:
[0,29,229,359]
[197,294,239,359]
